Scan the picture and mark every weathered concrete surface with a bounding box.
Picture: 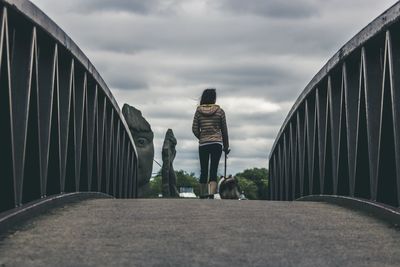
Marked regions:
[0,199,399,267]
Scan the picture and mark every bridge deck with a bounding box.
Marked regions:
[0,199,399,267]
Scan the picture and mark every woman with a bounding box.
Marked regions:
[192,88,229,198]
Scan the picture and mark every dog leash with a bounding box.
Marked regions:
[224,151,227,179]
[224,148,231,178]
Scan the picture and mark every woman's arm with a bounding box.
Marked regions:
[192,110,200,139]
[221,109,229,150]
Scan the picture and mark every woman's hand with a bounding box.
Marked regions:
[223,147,231,155]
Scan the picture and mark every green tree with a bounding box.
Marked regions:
[148,175,162,197]
[175,170,200,196]
[235,168,269,200]
[148,170,200,197]
[236,176,258,199]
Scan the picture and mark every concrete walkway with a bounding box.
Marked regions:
[0,199,399,267]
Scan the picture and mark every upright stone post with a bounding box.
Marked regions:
[162,129,179,197]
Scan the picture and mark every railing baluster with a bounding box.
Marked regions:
[387,30,400,207]
[0,7,14,212]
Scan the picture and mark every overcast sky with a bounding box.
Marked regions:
[31,0,397,176]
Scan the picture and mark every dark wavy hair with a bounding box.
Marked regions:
[200,88,216,105]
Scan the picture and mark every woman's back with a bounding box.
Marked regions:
[192,104,229,149]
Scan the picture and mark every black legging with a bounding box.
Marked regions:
[199,143,222,184]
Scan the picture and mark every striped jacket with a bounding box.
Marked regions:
[192,104,229,149]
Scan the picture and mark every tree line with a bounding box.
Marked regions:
[149,167,269,200]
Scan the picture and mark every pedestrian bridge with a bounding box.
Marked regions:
[1,0,400,266]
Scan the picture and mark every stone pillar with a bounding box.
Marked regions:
[161,129,179,197]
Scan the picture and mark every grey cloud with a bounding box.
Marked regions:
[70,0,178,15]
[62,9,344,59]
[216,0,319,19]
[109,76,148,90]
[93,44,154,56]
[229,125,281,140]
[86,53,151,90]
[183,64,297,88]
[102,74,148,91]
[228,112,286,129]
[180,67,305,102]
[147,109,194,120]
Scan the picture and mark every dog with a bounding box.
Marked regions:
[217,175,241,199]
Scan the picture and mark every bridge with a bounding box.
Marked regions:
[0,0,400,266]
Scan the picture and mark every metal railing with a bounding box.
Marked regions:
[269,2,400,208]
[0,0,138,212]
